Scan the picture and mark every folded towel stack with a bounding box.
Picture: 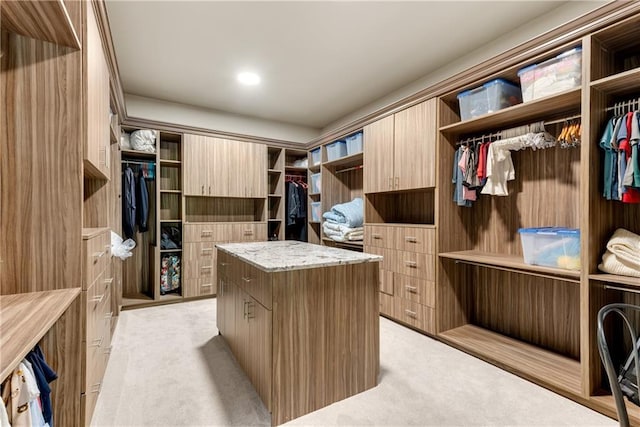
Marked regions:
[598,228,640,278]
[322,197,364,242]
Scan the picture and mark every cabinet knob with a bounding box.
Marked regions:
[405,236,418,243]
[372,234,382,239]
[404,260,418,268]
[405,285,418,293]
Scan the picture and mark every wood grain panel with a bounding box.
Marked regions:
[1,32,83,294]
[160,192,181,221]
[392,298,435,334]
[1,0,81,49]
[365,189,435,224]
[84,177,109,227]
[394,273,435,307]
[185,197,265,222]
[271,263,379,425]
[160,166,181,191]
[363,115,394,193]
[394,99,437,190]
[471,267,580,359]
[380,291,394,317]
[322,164,363,226]
[364,225,396,248]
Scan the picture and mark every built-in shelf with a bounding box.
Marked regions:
[122,292,154,309]
[82,227,110,240]
[589,273,640,288]
[121,149,157,160]
[160,248,182,253]
[160,159,181,167]
[160,293,183,301]
[591,67,640,96]
[0,288,81,381]
[309,192,321,197]
[364,222,436,229]
[438,250,581,281]
[268,219,282,222]
[268,169,282,174]
[110,115,120,144]
[160,190,182,194]
[285,166,308,172]
[440,88,581,135]
[1,0,81,49]
[590,394,640,425]
[322,237,364,248]
[308,164,321,172]
[160,219,182,223]
[439,324,582,396]
[309,221,321,225]
[323,152,363,169]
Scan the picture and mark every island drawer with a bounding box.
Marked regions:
[239,263,271,310]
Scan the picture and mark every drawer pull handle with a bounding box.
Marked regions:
[372,234,382,239]
[91,337,103,348]
[405,285,418,293]
[244,230,253,235]
[404,309,417,318]
[104,346,113,355]
[201,283,213,288]
[91,294,104,303]
[405,261,418,268]
[405,236,418,243]
[242,277,252,283]
[105,311,113,320]
[93,250,106,260]
[220,262,229,266]
[244,300,254,319]
[201,266,213,270]
[201,248,213,255]
[201,230,212,236]
[91,382,101,394]
[104,278,114,285]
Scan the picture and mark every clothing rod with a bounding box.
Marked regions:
[453,260,581,284]
[122,160,154,166]
[544,114,582,126]
[604,284,640,295]
[604,98,640,112]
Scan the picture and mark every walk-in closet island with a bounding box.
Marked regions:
[215,241,381,425]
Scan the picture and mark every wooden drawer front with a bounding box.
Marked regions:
[184,223,228,242]
[396,227,435,254]
[184,278,216,298]
[364,225,395,249]
[394,273,435,307]
[380,292,394,317]
[239,263,271,309]
[364,246,394,272]
[217,251,240,283]
[380,269,394,296]
[394,298,435,334]
[232,223,266,242]
[184,243,215,280]
[395,251,435,280]
[83,233,110,289]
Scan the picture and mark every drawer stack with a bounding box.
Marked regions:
[81,228,113,424]
[183,222,267,298]
[364,224,436,334]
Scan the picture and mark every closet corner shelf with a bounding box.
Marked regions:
[438,325,581,396]
[268,169,282,174]
[323,152,363,169]
[160,219,182,223]
[160,190,182,194]
[590,67,640,96]
[0,288,81,382]
[438,250,581,281]
[309,192,321,197]
[309,221,321,224]
[268,194,282,198]
[321,237,364,248]
[160,159,181,166]
[285,166,308,172]
[268,219,282,222]
[160,248,182,253]
[589,273,640,288]
[308,164,321,172]
[121,149,157,160]
[439,88,581,136]
[1,0,81,49]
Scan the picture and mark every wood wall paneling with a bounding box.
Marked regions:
[1,32,83,294]
[365,189,435,224]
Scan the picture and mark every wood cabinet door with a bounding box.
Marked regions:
[246,143,267,197]
[393,99,437,191]
[84,1,110,180]
[209,138,231,196]
[183,134,209,196]
[248,298,272,411]
[363,115,395,193]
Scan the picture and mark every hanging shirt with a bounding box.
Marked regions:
[458,147,477,201]
[633,111,640,188]
[137,174,149,232]
[599,118,616,200]
[122,166,136,239]
[480,140,516,196]
[618,112,640,203]
[25,345,57,427]
[452,146,472,207]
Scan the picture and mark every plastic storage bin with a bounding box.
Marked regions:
[326,140,347,161]
[518,47,582,102]
[310,147,321,166]
[310,202,321,222]
[457,79,522,121]
[345,132,363,155]
[310,172,321,194]
[518,227,581,270]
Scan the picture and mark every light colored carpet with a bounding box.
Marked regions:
[91,298,616,427]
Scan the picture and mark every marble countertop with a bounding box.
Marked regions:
[216,241,382,272]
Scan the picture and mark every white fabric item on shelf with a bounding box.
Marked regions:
[129,130,156,153]
[598,228,640,278]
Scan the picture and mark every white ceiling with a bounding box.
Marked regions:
[106,1,568,129]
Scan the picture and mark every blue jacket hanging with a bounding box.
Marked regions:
[137,174,149,232]
[122,166,136,239]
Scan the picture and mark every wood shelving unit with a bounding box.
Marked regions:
[121,148,156,159]
[589,273,639,287]
[590,68,640,97]
[439,250,581,281]
[268,147,285,240]
[323,152,363,169]
[439,325,582,396]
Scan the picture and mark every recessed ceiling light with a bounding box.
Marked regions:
[237,71,261,86]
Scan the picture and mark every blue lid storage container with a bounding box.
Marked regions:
[457,79,522,121]
[518,227,581,270]
[326,140,347,162]
[345,132,363,156]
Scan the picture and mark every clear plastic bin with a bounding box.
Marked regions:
[326,140,347,161]
[310,147,321,166]
[345,132,363,155]
[310,202,321,222]
[518,227,581,270]
[457,79,522,121]
[310,172,321,194]
[518,47,582,102]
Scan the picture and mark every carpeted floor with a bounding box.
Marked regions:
[91,298,616,427]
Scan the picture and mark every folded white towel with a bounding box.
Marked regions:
[598,228,640,278]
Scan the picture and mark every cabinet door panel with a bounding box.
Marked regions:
[364,115,395,193]
[209,138,231,196]
[248,297,272,411]
[364,225,395,249]
[394,99,436,190]
[183,134,209,196]
[247,143,267,197]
